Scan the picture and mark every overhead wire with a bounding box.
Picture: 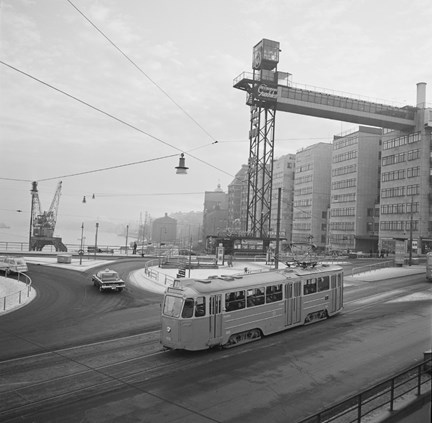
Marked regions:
[0,60,235,181]
[66,0,217,144]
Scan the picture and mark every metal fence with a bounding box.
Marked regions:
[351,260,394,276]
[1,271,33,312]
[297,357,432,423]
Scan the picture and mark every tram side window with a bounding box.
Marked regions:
[317,276,330,292]
[195,296,206,317]
[247,287,265,307]
[266,284,283,303]
[225,290,245,311]
[182,298,194,318]
[304,279,317,295]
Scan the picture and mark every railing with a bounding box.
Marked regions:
[351,260,394,276]
[143,259,176,287]
[0,241,177,258]
[233,72,411,109]
[1,271,33,312]
[298,357,432,423]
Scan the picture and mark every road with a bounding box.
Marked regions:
[0,261,431,422]
[0,260,163,359]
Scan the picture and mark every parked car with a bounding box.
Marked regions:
[0,256,28,273]
[87,246,114,254]
[178,249,197,256]
[92,269,125,292]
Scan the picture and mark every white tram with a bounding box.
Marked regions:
[427,252,432,281]
[160,263,343,351]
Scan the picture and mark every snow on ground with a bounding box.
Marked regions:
[0,256,427,315]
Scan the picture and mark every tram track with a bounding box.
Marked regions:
[1,331,224,421]
[343,282,432,314]
[1,276,430,422]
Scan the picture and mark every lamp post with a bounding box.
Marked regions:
[79,222,84,265]
[159,226,166,248]
[275,188,281,269]
[188,235,192,277]
[94,222,99,260]
[408,195,414,266]
[126,225,129,256]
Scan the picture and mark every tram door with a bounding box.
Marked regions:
[209,294,223,343]
[285,281,302,326]
[330,273,342,313]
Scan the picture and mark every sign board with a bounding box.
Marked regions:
[216,244,224,265]
[253,83,278,102]
[394,239,406,266]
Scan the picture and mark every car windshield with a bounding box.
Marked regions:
[163,295,183,317]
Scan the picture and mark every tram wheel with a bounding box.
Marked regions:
[225,329,262,348]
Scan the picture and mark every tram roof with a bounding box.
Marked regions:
[170,264,343,295]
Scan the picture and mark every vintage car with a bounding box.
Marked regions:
[92,269,125,292]
[0,256,28,274]
[87,246,115,254]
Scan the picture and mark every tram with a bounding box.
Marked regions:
[160,263,343,351]
[426,252,432,281]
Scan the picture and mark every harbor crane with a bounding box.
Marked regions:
[29,181,67,251]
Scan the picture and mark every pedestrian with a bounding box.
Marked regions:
[133,242,137,255]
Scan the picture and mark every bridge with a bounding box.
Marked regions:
[233,71,416,131]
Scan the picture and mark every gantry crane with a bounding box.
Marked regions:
[29,181,67,251]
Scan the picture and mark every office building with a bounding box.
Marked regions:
[271,154,296,241]
[329,126,381,253]
[292,143,332,248]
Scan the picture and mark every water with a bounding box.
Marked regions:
[0,225,137,250]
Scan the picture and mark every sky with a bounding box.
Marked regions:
[1,0,432,241]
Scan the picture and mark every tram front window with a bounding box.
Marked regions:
[163,295,183,317]
[182,298,194,318]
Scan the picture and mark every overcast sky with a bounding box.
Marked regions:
[1,0,431,235]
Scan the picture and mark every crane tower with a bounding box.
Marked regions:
[29,181,67,251]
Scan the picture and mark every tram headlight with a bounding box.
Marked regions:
[166,326,171,333]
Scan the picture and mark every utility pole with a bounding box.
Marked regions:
[408,195,414,266]
[275,188,281,269]
[94,222,99,260]
[79,222,84,265]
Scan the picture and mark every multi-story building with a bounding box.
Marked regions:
[329,126,381,253]
[151,213,177,245]
[292,143,332,248]
[227,165,248,232]
[379,83,432,254]
[202,184,228,241]
[271,154,295,241]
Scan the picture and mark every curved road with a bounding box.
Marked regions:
[0,259,162,360]
[0,261,431,422]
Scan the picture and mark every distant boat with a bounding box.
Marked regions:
[0,223,11,229]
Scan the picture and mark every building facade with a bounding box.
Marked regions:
[379,83,432,254]
[292,143,332,248]
[271,154,296,241]
[329,126,381,253]
[227,165,248,232]
[151,213,177,245]
[202,184,228,241]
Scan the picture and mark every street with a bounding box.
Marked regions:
[0,262,430,422]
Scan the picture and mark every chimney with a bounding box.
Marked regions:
[416,82,427,108]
